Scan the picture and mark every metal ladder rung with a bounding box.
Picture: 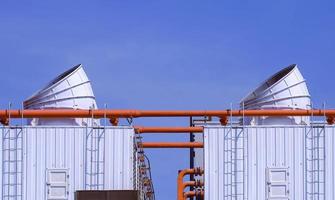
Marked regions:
[306,159,325,161]
[3,148,23,151]
[305,148,325,151]
[2,183,23,186]
[85,173,104,175]
[86,149,99,152]
[3,137,22,140]
[2,172,22,174]
[306,192,324,194]
[3,160,22,163]
[85,184,104,187]
[3,195,23,197]
[232,181,243,184]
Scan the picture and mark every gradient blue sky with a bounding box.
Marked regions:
[1,1,335,199]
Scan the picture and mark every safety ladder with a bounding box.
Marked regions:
[233,127,246,200]
[305,126,325,200]
[225,127,246,200]
[85,127,105,190]
[2,127,23,200]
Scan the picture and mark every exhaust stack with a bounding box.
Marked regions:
[240,64,311,125]
[24,64,99,126]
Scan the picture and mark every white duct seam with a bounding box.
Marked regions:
[24,64,99,126]
[240,64,311,125]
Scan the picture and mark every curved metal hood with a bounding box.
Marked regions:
[24,64,99,126]
[240,64,311,125]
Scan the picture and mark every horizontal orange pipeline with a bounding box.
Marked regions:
[134,126,203,134]
[184,191,204,199]
[140,142,203,148]
[0,109,334,118]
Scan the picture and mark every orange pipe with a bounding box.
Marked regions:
[134,126,204,134]
[0,109,334,118]
[182,181,197,188]
[181,181,204,200]
[182,180,203,189]
[183,191,204,199]
[140,142,203,148]
[177,168,204,200]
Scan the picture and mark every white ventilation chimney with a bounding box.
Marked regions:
[24,64,99,126]
[240,64,311,125]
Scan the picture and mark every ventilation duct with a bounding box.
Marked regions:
[240,64,311,125]
[24,64,99,126]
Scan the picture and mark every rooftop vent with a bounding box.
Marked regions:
[240,64,311,125]
[24,64,99,126]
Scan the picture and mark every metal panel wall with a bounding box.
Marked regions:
[204,127,247,200]
[193,133,204,168]
[1,126,135,200]
[325,127,335,199]
[204,126,326,200]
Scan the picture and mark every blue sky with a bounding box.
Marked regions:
[1,1,335,199]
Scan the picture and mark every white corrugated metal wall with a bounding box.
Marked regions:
[325,127,335,199]
[204,127,248,200]
[1,126,135,200]
[204,126,331,200]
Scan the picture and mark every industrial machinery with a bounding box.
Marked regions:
[1,64,334,200]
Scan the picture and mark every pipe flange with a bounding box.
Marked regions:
[327,116,335,125]
[219,116,228,126]
[109,117,119,126]
[195,167,204,175]
[0,118,9,126]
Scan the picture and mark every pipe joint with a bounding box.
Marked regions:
[134,126,142,134]
[136,142,143,148]
[219,116,228,126]
[109,117,119,126]
[177,168,204,200]
[194,180,203,187]
[183,190,204,199]
[0,118,9,126]
[327,116,335,125]
[194,167,204,175]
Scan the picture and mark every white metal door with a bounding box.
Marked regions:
[266,168,290,200]
[46,169,69,200]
